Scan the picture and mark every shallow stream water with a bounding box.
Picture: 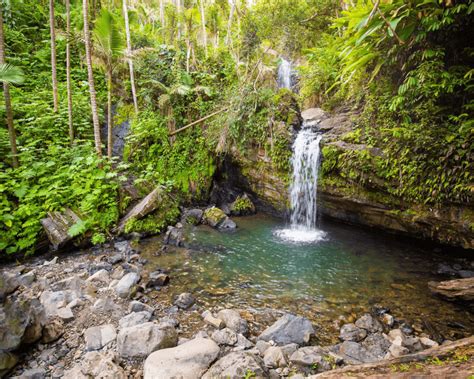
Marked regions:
[141,214,473,343]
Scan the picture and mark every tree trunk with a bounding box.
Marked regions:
[199,0,207,56]
[159,0,165,41]
[0,3,19,167]
[107,69,113,159]
[66,0,74,144]
[83,0,102,158]
[225,0,235,47]
[122,0,138,114]
[176,0,182,40]
[49,0,59,112]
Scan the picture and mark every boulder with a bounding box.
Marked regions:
[218,217,237,230]
[301,108,327,123]
[63,351,126,379]
[203,207,227,227]
[263,346,287,368]
[0,351,18,377]
[202,310,225,329]
[119,311,152,328]
[355,314,383,333]
[182,208,204,225]
[86,269,110,285]
[339,323,367,342]
[40,208,82,250]
[129,300,154,314]
[217,309,249,336]
[289,346,326,367]
[230,194,256,216]
[388,343,410,358]
[146,271,169,288]
[258,314,315,346]
[16,368,46,379]
[235,334,254,350]
[336,341,378,364]
[420,336,439,349]
[57,307,74,322]
[174,292,195,309]
[84,324,116,351]
[211,328,238,346]
[361,333,391,359]
[115,272,140,298]
[428,277,474,302]
[203,352,267,379]
[40,290,78,318]
[164,226,185,247]
[117,322,177,358]
[144,337,219,379]
[41,318,64,343]
[0,271,19,301]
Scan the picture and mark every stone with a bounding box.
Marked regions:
[159,316,179,328]
[19,271,36,287]
[203,352,267,379]
[119,311,152,328]
[174,292,195,309]
[211,327,238,346]
[230,193,256,216]
[164,226,185,247]
[17,368,46,379]
[429,277,474,302]
[339,323,367,342]
[217,309,249,336]
[337,341,378,364]
[263,346,287,368]
[129,300,154,314]
[86,269,110,285]
[0,351,18,377]
[117,322,177,358]
[301,108,328,123]
[289,346,326,367]
[40,209,82,249]
[63,351,126,379]
[420,336,439,348]
[115,272,140,298]
[182,208,204,225]
[256,340,271,355]
[382,313,394,327]
[403,336,423,352]
[144,337,219,379]
[257,314,315,346]
[41,318,64,343]
[147,271,169,288]
[389,343,410,358]
[84,324,116,351]
[203,207,227,227]
[56,307,74,322]
[202,310,225,329]
[361,333,391,359]
[218,217,237,230]
[388,329,406,344]
[235,334,254,350]
[355,314,383,333]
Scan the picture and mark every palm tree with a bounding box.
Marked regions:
[83,0,102,158]
[198,0,208,56]
[122,0,138,114]
[0,6,20,168]
[66,0,74,144]
[49,0,59,112]
[93,9,124,159]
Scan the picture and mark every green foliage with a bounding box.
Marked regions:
[0,63,24,84]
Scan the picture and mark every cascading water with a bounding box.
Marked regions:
[277,58,292,89]
[275,122,327,243]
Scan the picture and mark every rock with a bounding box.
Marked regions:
[40,208,82,249]
[382,313,394,327]
[117,322,177,358]
[19,270,36,287]
[84,324,116,351]
[17,368,46,379]
[117,187,166,232]
[403,336,423,352]
[0,271,20,301]
[147,271,169,288]
[129,300,154,314]
[63,351,126,379]
[217,309,249,336]
[203,207,227,227]
[256,340,271,355]
[115,272,140,298]
[203,352,267,379]
[420,336,439,348]
[218,217,237,230]
[459,270,474,278]
[361,333,391,359]
[355,314,383,333]
[182,208,204,225]
[429,277,474,302]
[337,341,378,364]
[235,334,254,350]
[86,269,110,285]
[202,310,225,329]
[289,346,326,367]
[0,351,18,377]
[119,311,152,328]
[339,323,367,342]
[144,337,219,379]
[159,316,179,328]
[388,329,406,344]
[211,327,238,346]
[388,343,409,358]
[40,290,78,318]
[56,307,74,322]
[257,314,315,346]
[41,318,64,343]
[301,108,327,123]
[263,346,287,368]
[164,226,185,247]
[174,292,195,309]
[230,193,256,216]
[91,298,123,317]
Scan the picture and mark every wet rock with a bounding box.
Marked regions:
[85,324,116,351]
[217,309,249,336]
[63,351,126,379]
[339,323,367,342]
[257,314,315,346]
[147,271,169,288]
[41,318,64,343]
[0,351,18,377]
[355,314,383,333]
[429,277,474,302]
[301,108,327,123]
[289,346,326,367]
[263,346,288,368]
[174,292,195,309]
[117,322,177,358]
[182,208,204,225]
[202,310,225,329]
[119,311,152,328]
[459,270,474,278]
[336,341,377,364]
[115,272,140,298]
[219,217,237,230]
[129,300,154,314]
[361,333,391,359]
[230,193,256,216]
[211,327,238,346]
[144,337,219,379]
[164,226,185,247]
[203,207,227,227]
[203,352,267,379]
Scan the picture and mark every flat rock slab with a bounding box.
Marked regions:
[144,337,219,379]
[257,313,315,346]
[429,277,474,302]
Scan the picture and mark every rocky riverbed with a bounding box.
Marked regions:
[1,234,472,379]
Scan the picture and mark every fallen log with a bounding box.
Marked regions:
[428,277,474,303]
[40,208,82,250]
[169,107,228,136]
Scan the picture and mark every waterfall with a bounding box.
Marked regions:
[275,121,326,243]
[278,58,292,89]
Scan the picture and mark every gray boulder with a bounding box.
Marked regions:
[119,311,152,328]
[339,323,367,342]
[0,271,19,301]
[174,292,195,309]
[336,341,378,364]
[144,337,219,379]
[263,346,287,368]
[0,351,18,377]
[182,208,204,225]
[290,346,326,367]
[211,327,238,346]
[128,300,154,314]
[164,226,185,247]
[203,352,267,379]
[63,351,126,379]
[84,324,116,351]
[257,314,315,346]
[355,314,383,333]
[117,322,177,358]
[217,309,249,336]
[361,333,391,359]
[115,272,140,298]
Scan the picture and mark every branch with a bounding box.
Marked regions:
[169,107,229,136]
[371,0,404,45]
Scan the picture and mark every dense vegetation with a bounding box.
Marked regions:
[1,0,472,255]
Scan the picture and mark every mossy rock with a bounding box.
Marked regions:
[203,207,227,227]
[230,194,256,216]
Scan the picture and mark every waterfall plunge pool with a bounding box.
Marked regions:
[141,213,474,344]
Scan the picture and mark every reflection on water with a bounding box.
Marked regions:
[141,214,474,343]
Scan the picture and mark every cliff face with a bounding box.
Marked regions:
[226,108,474,249]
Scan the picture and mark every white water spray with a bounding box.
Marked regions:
[275,122,326,243]
[277,58,292,89]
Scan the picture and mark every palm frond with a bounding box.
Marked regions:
[0,64,25,85]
